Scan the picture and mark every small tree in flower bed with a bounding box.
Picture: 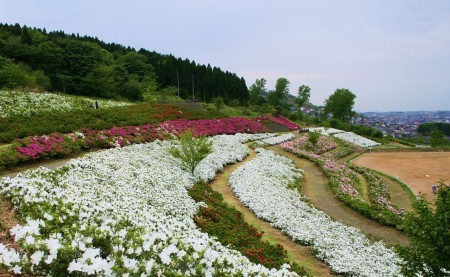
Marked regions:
[188,182,307,275]
[167,130,212,175]
[161,117,266,137]
[254,116,300,131]
[289,135,338,155]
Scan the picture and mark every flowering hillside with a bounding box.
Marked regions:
[0,134,298,275]
[0,90,131,117]
[229,148,403,276]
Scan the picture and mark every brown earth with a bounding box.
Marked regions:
[353,152,450,203]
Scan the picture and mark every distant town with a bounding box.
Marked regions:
[354,111,450,138]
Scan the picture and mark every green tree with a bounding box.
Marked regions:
[167,130,213,175]
[295,85,311,110]
[159,86,178,103]
[322,88,356,122]
[308,131,320,146]
[399,181,450,276]
[214,97,225,111]
[249,78,266,105]
[430,130,449,148]
[268,77,290,107]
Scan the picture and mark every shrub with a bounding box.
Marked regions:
[399,181,450,276]
[167,130,212,175]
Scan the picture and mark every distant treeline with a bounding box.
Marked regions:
[0,23,249,103]
[417,122,450,136]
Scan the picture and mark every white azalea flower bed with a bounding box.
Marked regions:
[0,134,296,276]
[307,127,345,136]
[333,132,380,148]
[229,148,403,276]
[0,90,131,117]
[253,133,295,146]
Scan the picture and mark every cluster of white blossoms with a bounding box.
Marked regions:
[307,127,380,148]
[0,90,130,117]
[253,133,295,146]
[0,134,297,276]
[229,148,403,276]
[307,127,345,136]
[333,132,381,148]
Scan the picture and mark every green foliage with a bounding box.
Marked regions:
[308,131,320,146]
[188,182,307,275]
[0,23,250,103]
[430,130,449,148]
[399,181,450,276]
[295,85,311,109]
[248,78,266,105]
[0,56,50,90]
[213,96,225,111]
[167,130,212,175]
[417,122,450,137]
[322,88,356,122]
[267,77,290,108]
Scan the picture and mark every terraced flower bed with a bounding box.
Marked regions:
[0,134,298,275]
[229,148,403,276]
[281,137,404,228]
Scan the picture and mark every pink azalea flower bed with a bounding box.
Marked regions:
[288,135,338,154]
[160,117,266,136]
[3,116,297,167]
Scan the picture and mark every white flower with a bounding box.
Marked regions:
[30,251,45,265]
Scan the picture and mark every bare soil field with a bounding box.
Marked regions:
[353,152,450,203]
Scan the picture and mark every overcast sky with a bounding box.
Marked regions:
[1,0,449,112]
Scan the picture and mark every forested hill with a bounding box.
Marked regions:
[0,23,249,103]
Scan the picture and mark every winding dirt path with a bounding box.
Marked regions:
[0,152,94,178]
[209,148,335,276]
[267,145,410,247]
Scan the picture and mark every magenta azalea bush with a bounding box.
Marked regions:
[1,116,296,169]
[160,117,266,136]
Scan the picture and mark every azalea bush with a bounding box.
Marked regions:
[161,117,266,136]
[251,133,294,148]
[281,137,404,228]
[0,103,220,143]
[229,148,403,276]
[188,182,307,275]
[289,135,338,154]
[0,134,298,275]
[333,131,381,148]
[0,90,131,118]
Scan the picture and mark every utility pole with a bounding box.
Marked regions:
[192,74,195,100]
[176,71,180,98]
